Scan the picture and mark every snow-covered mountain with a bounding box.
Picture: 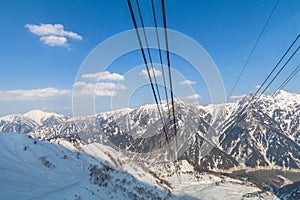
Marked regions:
[219,90,300,169]
[0,132,276,200]
[24,109,67,126]
[1,90,300,171]
[1,90,300,199]
[0,114,38,133]
[0,109,68,134]
[0,132,174,200]
[252,90,300,145]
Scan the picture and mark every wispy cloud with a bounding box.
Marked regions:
[140,68,162,78]
[81,71,125,81]
[0,80,127,101]
[25,23,82,47]
[74,81,126,97]
[180,80,196,85]
[0,87,71,101]
[183,94,201,100]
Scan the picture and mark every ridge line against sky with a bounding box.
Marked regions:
[0,0,300,116]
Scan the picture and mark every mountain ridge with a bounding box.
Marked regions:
[1,90,300,171]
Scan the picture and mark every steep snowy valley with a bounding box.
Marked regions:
[0,132,276,200]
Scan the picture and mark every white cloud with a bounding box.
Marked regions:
[74,81,126,97]
[255,85,261,90]
[81,71,125,81]
[77,71,125,97]
[140,68,162,78]
[229,95,245,100]
[25,24,82,40]
[40,35,69,47]
[180,80,196,85]
[73,82,87,87]
[183,94,201,100]
[0,87,71,101]
[25,23,82,47]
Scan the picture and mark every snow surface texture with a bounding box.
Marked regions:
[0,132,277,200]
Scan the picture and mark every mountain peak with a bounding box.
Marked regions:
[24,109,63,125]
[275,90,300,97]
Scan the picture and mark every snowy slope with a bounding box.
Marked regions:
[0,114,38,133]
[0,132,176,200]
[79,139,277,200]
[0,132,277,200]
[254,90,300,143]
[219,90,300,169]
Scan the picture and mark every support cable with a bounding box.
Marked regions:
[227,0,280,100]
[272,64,300,97]
[161,0,179,160]
[127,0,170,144]
[151,0,171,120]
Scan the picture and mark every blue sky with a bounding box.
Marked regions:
[1,0,300,116]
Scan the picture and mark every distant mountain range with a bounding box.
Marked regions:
[1,90,300,199]
[1,90,300,172]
